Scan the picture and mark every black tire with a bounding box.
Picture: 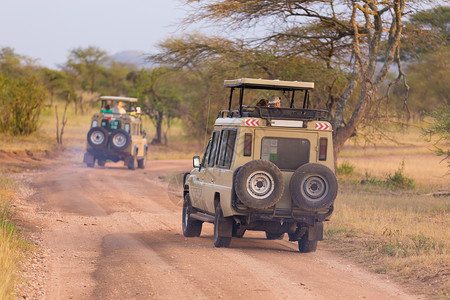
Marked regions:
[290,163,338,211]
[138,148,147,169]
[298,233,317,253]
[234,160,284,209]
[138,158,147,169]
[213,203,232,248]
[182,193,203,237]
[97,158,106,167]
[87,127,109,150]
[265,232,285,240]
[86,162,94,168]
[109,129,131,151]
[128,155,137,170]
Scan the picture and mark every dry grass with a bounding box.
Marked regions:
[0,175,26,300]
[331,138,449,298]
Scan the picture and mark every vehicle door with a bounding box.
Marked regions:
[203,128,237,214]
[189,139,212,210]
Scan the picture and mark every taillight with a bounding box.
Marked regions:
[244,133,252,156]
[319,138,327,161]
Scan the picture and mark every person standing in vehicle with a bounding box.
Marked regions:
[268,96,282,108]
[112,101,126,114]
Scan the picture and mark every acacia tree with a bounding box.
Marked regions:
[182,0,433,161]
[127,68,181,145]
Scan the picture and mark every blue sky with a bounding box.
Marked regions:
[0,0,191,68]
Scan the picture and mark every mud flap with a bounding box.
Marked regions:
[83,152,94,164]
[308,222,323,241]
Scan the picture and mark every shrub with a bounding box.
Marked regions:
[337,161,354,175]
[385,161,415,189]
[0,74,47,136]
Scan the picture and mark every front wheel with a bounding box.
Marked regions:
[213,203,232,248]
[182,194,202,237]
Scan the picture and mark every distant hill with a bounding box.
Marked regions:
[110,50,152,67]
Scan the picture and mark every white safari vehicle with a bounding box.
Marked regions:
[182,78,338,252]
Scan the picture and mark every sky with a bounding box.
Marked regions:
[0,0,193,68]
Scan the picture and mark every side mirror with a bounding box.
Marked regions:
[193,156,201,168]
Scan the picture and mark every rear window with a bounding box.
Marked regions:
[261,137,310,171]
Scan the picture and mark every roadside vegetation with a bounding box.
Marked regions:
[0,174,28,299]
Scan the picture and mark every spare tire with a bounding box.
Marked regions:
[87,127,108,150]
[290,163,337,211]
[234,160,284,209]
[109,129,131,151]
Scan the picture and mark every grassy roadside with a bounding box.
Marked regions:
[325,155,449,298]
[0,174,29,299]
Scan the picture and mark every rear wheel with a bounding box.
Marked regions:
[182,193,202,237]
[128,155,137,170]
[298,233,318,253]
[213,203,232,248]
[97,158,106,167]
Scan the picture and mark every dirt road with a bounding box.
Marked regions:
[16,160,424,299]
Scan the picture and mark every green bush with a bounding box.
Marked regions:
[0,74,47,136]
[385,161,415,189]
[337,161,355,175]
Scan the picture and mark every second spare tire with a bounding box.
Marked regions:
[234,160,284,209]
[290,163,337,211]
[109,129,131,151]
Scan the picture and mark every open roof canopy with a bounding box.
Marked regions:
[99,96,138,103]
[224,78,314,90]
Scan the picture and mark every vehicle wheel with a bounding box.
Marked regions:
[128,155,137,170]
[87,127,108,150]
[214,203,232,248]
[137,149,147,169]
[86,162,95,168]
[290,163,338,211]
[97,158,106,167]
[298,233,317,253]
[109,129,131,151]
[182,193,202,237]
[234,160,284,209]
[265,232,285,240]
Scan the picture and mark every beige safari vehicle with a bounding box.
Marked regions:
[182,78,338,252]
[83,96,148,170]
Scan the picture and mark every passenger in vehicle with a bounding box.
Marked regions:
[256,99,268,107]
[268,96,282,108]
[112,101,126,114]
[101,104,112,113]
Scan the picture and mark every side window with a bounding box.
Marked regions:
[261,137,310,171]
[201,139,212,168]
[207,131,220,167]
[216,129,237,169]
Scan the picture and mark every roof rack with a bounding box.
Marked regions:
[99,96,138,103]
[223,78,326,119]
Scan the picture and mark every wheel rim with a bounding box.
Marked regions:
[246,171,275,199]
[112,133,127,148]
[301,175,328,202]
[90,131,105,145]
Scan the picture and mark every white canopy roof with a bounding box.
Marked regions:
[99,96,138,102]
[224,78,314,90]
